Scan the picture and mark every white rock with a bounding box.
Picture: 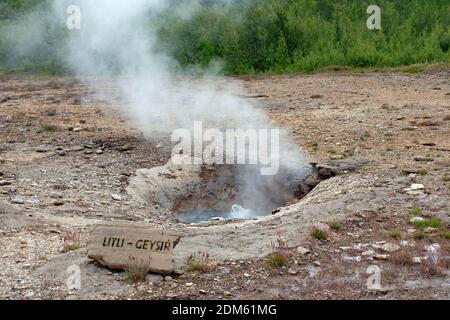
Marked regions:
[424,227,438,233]
[406,183,424,191]
[381,243,401,253]
[11,196,25,204]
[297,246,311,255]
[362,250,376,256]
[111,194,122,201]
[410,217,425,223]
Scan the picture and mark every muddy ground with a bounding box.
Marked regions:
[0,69,449,300]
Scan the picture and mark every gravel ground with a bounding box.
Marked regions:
[0,69,449,300]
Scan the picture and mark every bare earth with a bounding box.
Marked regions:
[0,69,449,300]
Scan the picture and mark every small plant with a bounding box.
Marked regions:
[410,207,423,215]
[186,251,210,273]
[311,228,328,241]
[411,217,442,229]
[40,124,59,132]
[413,231,426,240]
[339,151,354,158]
[418,169,428,176]
[267,253,289,269]
[389,230,401,239]
[62,232,81,253]
[439,232,450,239]
[125,256,150,283]
[442,174,450,182]
[328,220,341,230]
[428,217,442,228]
[389,247,415,266]
[267,237,290,270]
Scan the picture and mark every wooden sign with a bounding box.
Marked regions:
[87,223,181,274]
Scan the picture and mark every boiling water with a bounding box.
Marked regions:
[178,204,271,224]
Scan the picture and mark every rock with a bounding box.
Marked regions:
[0,180,12,186]
[87,223,181,274]
[297,246,311,255]
[412,257,426,264]
[410,217,425,223]
[185,282,194,287]
[362,250,376,256]
[374,254,390,260]
[118,145,133,152]
[317,157,369,177]
[145,273,164,283]
[96,149,103,155]
[111,194,122,201]
[56,150,66,156]
[164,276,173,282]
[407,228,417,234]
[24,291,35,299]
[404,184,424,192]
[288,267,299,275]
[53,199,65,206]
[0,96,12,103]
[73,127,82,132]
[11,196,25,204]
[414,157,434,162]
[313,261,321,266]
[424,227,438,233]
[381,243,401,253]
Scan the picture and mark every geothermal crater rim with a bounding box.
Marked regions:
[126,157,354,226]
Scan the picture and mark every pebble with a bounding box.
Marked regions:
[405,184,424,191]
[297,246,311,255]
[185,282,194,287]
[164,276,173,282]
[313,261,321,266]
[410,217,425,223]
[362,250,376,256]
[0,180,12,186]
[287,267,298,275]
[111,194,122,201]
[145,274,163,284]
[424,227,438,233]
[11,196,25,204]
[53,199,65,206]
[374,254,390,260]
[380,243,401,253]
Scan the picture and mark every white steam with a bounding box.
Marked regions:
[5,0,312,213]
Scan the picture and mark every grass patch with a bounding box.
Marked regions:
[389,230,402,239]
[125,256,150,283]
[311,228,328,241]
[440,232,450,239]
[267,253,289,269]
[186,252,210,273]
[62,232,81,253]
[443,174,450,182]
[413,231,426,240]
[267,237,290,270]
[40,124,59,132]
[409,207,423,215]
[410,217,441,228]
[390,247,415,266]
[418,169,428,176]
[328,221,341,230]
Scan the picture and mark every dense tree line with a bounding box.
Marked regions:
[0,0,449,74]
